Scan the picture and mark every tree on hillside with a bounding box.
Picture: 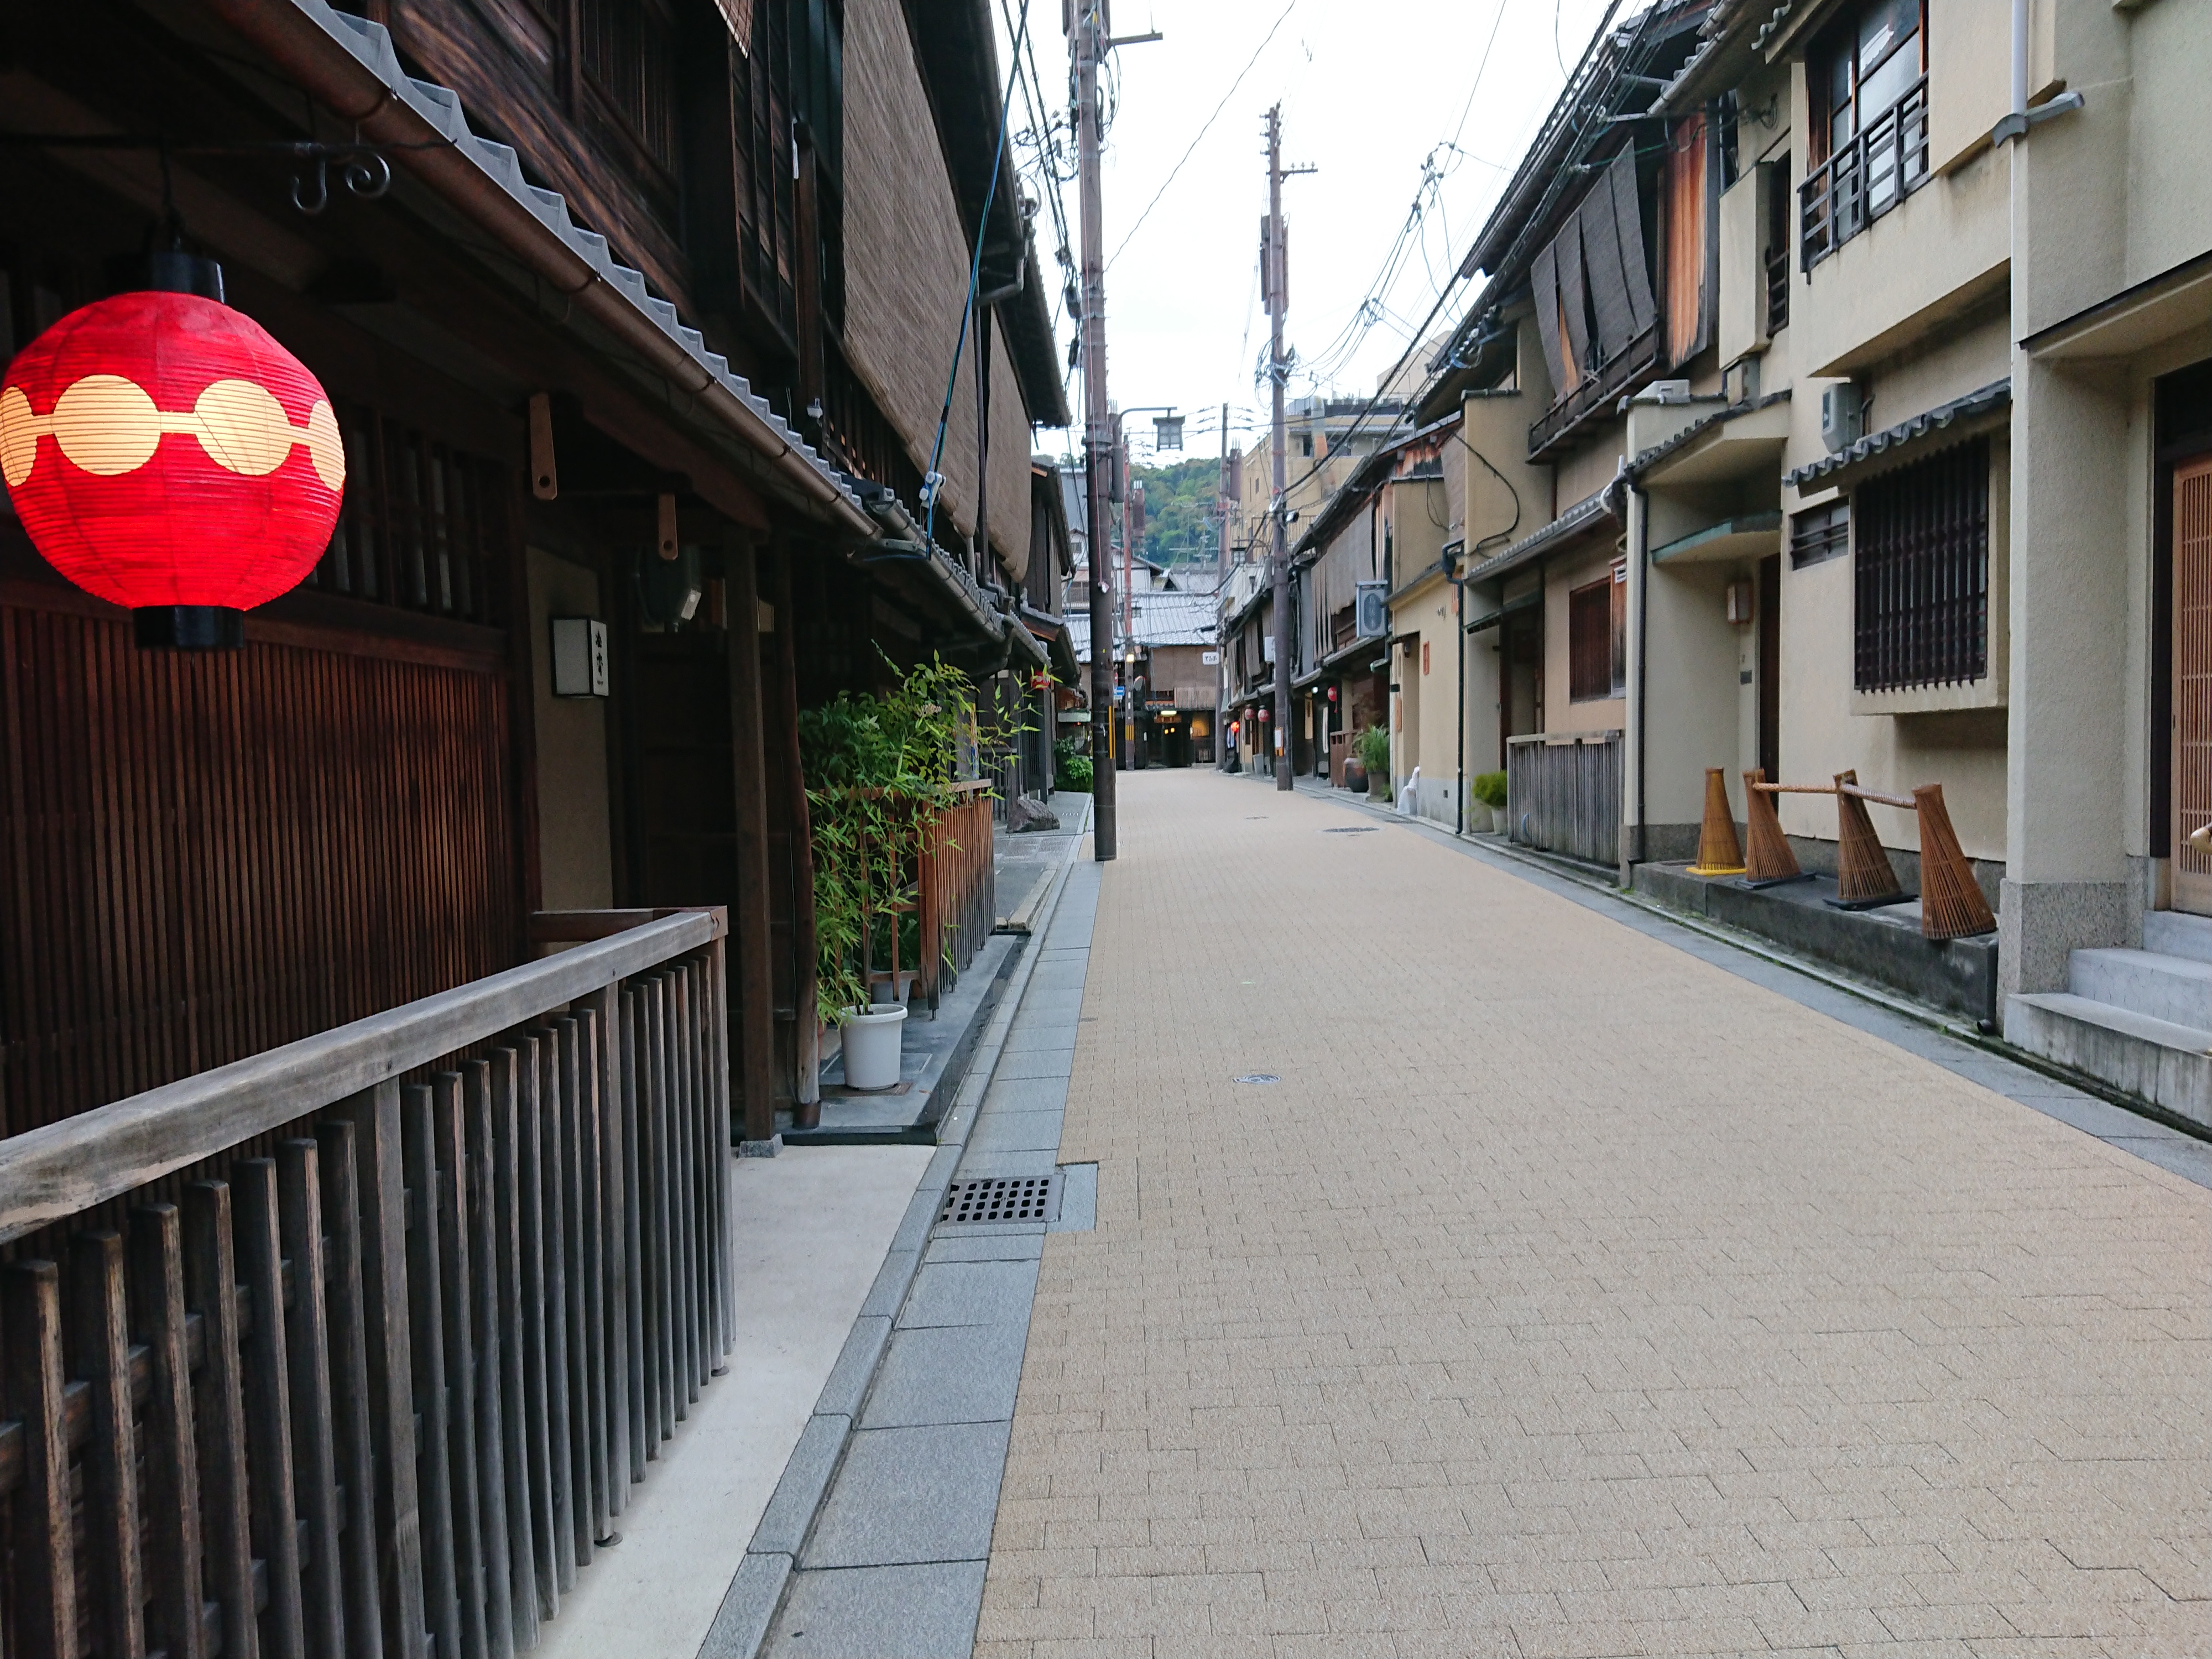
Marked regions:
[1130,458,1222,571]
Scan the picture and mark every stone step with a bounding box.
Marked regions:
[2142,909,2212,964]
[2005,992,2212,1133]
[2067,947,2212,1029]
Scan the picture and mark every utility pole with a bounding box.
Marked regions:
[1216,404,1231,771]
[1264,106,1293,791]
[1217,403,1230,583]
[1126,469,1144,770]
[1073,1,1117,857]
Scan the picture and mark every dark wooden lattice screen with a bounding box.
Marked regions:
[0,592,522,1136]
[1853,436,1989,691]
[1568,577,1613,702]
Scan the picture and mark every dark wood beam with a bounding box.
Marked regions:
[724,544,779,1143]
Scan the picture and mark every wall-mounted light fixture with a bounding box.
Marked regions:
[550,616,608,697]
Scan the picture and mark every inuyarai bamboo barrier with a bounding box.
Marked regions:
[0,907,733,1659]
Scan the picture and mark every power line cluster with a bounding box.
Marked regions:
[993,0,1081,391]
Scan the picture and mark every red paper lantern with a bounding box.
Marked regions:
[0,289,345,648]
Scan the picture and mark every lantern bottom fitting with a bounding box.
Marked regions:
[134,606,246,651]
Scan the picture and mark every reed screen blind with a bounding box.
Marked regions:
[1852,436,1989,691]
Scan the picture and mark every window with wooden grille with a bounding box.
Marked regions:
[1801,0,1928,268]
[308,406,510,627]
[1853,436,1988,691]
[735,0,846,343]
[1568,574,1616,701]
[580,0,680,177]
[1763,157,1792,334]
[1791,499,1849,568]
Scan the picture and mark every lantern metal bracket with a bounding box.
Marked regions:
[0,134,429,217]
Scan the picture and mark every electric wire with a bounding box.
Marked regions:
[924,0,1030,550]
[1269,0,1627,507]
[1105,0,1298,273]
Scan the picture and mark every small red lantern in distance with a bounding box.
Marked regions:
[0,290,345,649]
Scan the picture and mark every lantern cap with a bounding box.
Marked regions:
[145,251,226,301]
[134,606,246,651]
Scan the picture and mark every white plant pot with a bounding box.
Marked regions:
[842,1003,908,1091]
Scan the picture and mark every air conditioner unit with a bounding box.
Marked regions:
[1822,382,1865,453]
[1354,581,1388,640]
[1640,379,1692,405]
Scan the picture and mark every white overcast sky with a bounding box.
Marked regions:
[992,0,1622,462]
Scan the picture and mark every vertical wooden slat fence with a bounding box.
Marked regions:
[1506,730,1624,868]
[825,786,998,1017]
[0,908,732,1659]
[916,783,998,1010]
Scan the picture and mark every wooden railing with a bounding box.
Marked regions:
[1801,76,1930,270]
[0,907,732,1659]
[1506,730,1624,868]
[1526,327,1657,461]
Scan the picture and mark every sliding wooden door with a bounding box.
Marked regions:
[2175,453,2212,915]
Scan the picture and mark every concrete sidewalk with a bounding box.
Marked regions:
[981,769,2210,1658]
[530,1143,932,1659]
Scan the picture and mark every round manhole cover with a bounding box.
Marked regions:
[1234,1073,1280,1085]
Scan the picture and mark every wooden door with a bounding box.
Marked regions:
[2176,455,2212,914]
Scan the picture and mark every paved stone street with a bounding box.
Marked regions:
[979,770,2211,1659]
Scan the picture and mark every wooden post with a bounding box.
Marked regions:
[69,1230,147,1659]
[128,1203,208,1659]
[768,547,822,1121]
[335,1081,430,1659]
[2,1259,78,1659]
[726,540,779,1144]
[314,1119,389,1659]
[276,1139,348,1659]
[233,1156,308,1659]
[589,983,633,1507]
[182,1182,258,1659]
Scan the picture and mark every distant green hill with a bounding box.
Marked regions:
[1131,458,1222,571]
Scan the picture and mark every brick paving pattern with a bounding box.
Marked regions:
[978,771,2211,1658]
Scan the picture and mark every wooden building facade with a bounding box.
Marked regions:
[0,0,1067,1651]
[1,0,1066,1142]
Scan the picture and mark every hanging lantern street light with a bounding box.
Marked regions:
[0,285,345,648]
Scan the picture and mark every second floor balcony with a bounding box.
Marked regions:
[1801,76,1932,270]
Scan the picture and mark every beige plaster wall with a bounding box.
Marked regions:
[528,546,613,911]
[2122,1,2212,289]
[1556,426,1625,512]
[1641,556,1750,833]
[1462,391,1546,555]
[1790,58,2011,381]
[1543,540,1625,740]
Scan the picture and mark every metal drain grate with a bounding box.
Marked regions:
[939,1174,1063,1225]
[1322,826,1379,834]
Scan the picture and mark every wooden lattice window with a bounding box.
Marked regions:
[1791,499,1849,568]
[1568,576,1613,702]
[1853,436,1988,691]
[308,405,510,627]
[580,0,680,176]
[735,0,845,342]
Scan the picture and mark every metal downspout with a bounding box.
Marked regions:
[1626,473,1648,888]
